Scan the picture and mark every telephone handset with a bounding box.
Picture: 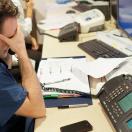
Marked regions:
[58,22,80,42]
[98,74,132,132]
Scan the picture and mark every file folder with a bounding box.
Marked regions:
[39,56,92,108]
[45,95,92,108]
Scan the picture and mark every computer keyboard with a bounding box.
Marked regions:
[78,39,128,58]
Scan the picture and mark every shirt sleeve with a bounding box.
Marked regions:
[0,67,27,127]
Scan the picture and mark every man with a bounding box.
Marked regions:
[0,0,46,132]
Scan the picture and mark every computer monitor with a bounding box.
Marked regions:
[117,0,132,37]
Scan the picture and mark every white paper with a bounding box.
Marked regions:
[37,57,90,95]
[38,14,76,30]
[45,2,77,15]
[96,30,132,55]
[73,57,128,78]
[106,57,132,80]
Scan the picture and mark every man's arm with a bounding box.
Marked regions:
[16,52,45,118]
[0,28,46,118]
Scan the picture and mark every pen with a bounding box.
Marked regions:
[58,104,89,109]
[43,78,71,85]
[42,86,89,97]
[44,93,81,99]
[43,94,59,99]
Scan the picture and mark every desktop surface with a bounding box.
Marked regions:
[35,30,116,132]
[35,101,115,132]
[35,0,117,131]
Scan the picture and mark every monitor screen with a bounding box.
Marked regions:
[118,93,132,112]
[127,119,132,129]
[117,0,132,37]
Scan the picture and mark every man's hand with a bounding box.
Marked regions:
[0,27,27,58]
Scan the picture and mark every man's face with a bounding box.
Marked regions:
[0,17,17,59]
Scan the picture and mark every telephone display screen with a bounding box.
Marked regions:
[127,119,132,129]
[118,93,132,112]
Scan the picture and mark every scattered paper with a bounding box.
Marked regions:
[106,57,132,80]
[96,30,132,55]
[38,57,128,96]
[37,57,90,95]
[38,14,76,30]
[73,57,128,78]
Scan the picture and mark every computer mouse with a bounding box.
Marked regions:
[66,10,76,14]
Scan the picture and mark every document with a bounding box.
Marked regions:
[73,57,128,78]
[106,57,132,80]
[37,1,77,30]
[96,30,132,55]
[38,14,76,30]
[37,57,90,95]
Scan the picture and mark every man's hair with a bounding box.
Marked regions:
[0,0,18,32]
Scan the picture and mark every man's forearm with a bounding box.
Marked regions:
[0,28,45,117]
[18,54,45,111]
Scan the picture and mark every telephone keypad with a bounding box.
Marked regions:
[106,84,129,102]
[109,103,123,121]
[104,101,124,121]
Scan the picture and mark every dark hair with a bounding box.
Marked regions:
[0,0,19,32]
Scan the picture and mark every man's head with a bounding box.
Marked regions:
[0,0,18,59]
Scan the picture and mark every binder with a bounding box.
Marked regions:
[39,56,92,108]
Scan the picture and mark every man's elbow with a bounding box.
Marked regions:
[33,107,46,118]
[37,108,46,118]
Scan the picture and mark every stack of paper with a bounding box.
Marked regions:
[73,57,128,78]
[37,57,128,96]
[38,14,76,30]
[37,57,90,96]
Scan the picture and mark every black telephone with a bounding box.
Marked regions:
[58,22,80,42]
[98,74,132,132]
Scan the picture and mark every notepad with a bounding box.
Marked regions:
[37,56,90,96]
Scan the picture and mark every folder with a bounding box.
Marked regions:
[44,95,92,108]
[38,56,92,108]
[41,56,86,60]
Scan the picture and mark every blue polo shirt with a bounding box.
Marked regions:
[0,59,28,132]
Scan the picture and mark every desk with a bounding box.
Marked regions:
[34,28,116,132]
[34,0,116,131]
